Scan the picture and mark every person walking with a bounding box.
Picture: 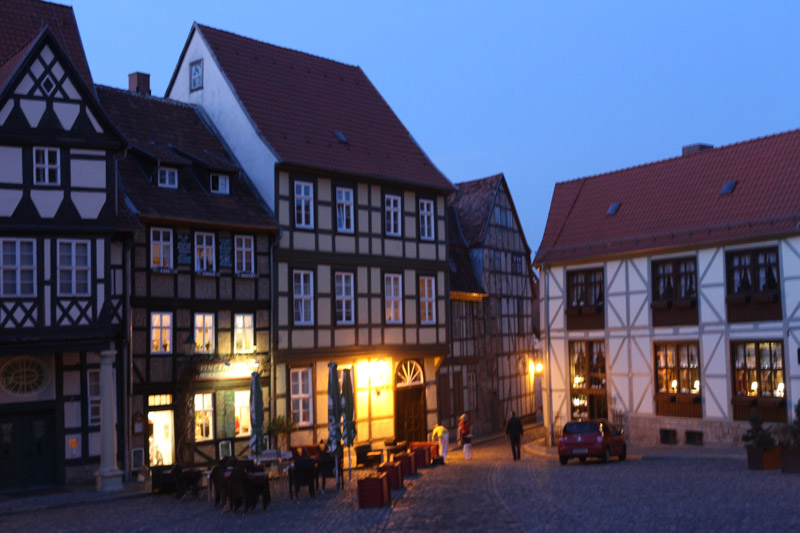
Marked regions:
[431,422,449,463]
[505,411,523,460]
[457,414,473,460]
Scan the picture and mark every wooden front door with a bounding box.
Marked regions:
[395,387,426,442]
[0,411,57,490]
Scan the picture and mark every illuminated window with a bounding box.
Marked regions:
[384,273,402,324]
[234,313,254,353]
[419,276,436,325]
[194,232,215,272]
[234,390,251,436]
[732,341,784,399]
[655,342,700,395]
[150,312,172,354]
[147,394,173,407]
[1,238,36,297]
[194,313,214,353]
[150,228,172,269]
[194,393,214,441]
[33,147,59,185]
[290,368,312,426]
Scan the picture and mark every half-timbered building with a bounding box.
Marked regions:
[536,137,800,446]
[445,174,539,436]
[96,79,277,470]
[165,24,453,447]
[0,0,128,489]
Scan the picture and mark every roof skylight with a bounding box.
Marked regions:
[606,202,620,216]
[721,180,737,195]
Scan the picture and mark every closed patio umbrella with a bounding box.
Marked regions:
[341,368,357,479]
[327,362,342,489]
[249,371,264,455]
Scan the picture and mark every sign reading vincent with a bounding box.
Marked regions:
[195,361,253,381]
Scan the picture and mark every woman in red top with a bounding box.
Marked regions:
[457,413,473,459]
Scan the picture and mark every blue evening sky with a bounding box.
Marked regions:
[68,1,800,255]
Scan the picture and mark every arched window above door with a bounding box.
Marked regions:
[395,360,424,388]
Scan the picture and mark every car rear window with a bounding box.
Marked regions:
[562,422,600,435]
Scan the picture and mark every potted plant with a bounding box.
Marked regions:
[267,415,297,452]
[742,407,781,470]
[779,400,800,474]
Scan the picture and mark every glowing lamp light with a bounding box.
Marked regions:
[670,379,678,392]
[535,363,544,374]
[692,380,700,393]
[751,381,758,392]
[529,361,536,376]
[777,382,785,397]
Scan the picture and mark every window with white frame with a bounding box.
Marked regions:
[293,270,314,325]
[336,187,354,233]
[385,273,402,324]
[234,313,255,353]
[194,232,215,272]
[384,195,401,237]
[150,228,172,269]
[33,147,59,185]
[194,313,215,353]
[294,181,314,229]
[157,167,177,189]
[335,272,354,324]
[419,276,436,324]
[194,393,213,441]
[57,240,90,296]
[234,235,254,275]
[419,199,434,241]
[190,59,203,91]
[210,173,229,194]
[88,369,101,425]
[1,238,36,297]
[234,390,251,436]
[150,312,172,354]
[290,368,313,426]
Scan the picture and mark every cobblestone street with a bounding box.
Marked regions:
[2,435,798,533]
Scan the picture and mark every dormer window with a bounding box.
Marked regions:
[210,174,229,195]
[158,168,178,189]
[33,147,59,185]
[190,60,203,91]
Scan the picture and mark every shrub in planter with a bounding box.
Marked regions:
[779,400,800,474]
[742,407,781,470]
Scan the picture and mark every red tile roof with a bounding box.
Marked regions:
[97,86,277,231]
[0,0,93,89]
[448,174,503,247]
[535,129,800,265]
[190,24,453,192]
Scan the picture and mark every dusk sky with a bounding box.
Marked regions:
[69,1,800,256]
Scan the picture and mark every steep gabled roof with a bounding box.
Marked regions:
[97,86,277,231]
[448,174,503,247]
[448,206,485,295]
[0,0,93,89]
[535,130,800,265]
[176,24,453,192]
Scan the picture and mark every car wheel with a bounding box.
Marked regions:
[559,456,568,465]
[601,447,610,463]
[579,457,587,463]
[619,446,627,461]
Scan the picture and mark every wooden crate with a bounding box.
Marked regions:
[357,473,390,508]
[411,446,430,468]
[377,461,403,490]
[395,451,416,476]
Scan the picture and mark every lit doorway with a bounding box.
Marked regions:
[147,410,174,466]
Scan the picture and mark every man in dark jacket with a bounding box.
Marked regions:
[505,411,523,460]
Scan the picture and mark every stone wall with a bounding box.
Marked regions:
[626,413,748,446]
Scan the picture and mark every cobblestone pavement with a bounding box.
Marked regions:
[2,436,798,533]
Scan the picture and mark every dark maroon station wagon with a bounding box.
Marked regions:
[558,419,627,465]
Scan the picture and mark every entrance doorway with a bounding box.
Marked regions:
[147,410,174,467]
[394,360,426,442]
[0,411,57,490]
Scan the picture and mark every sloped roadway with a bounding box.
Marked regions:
[2,435,798,532]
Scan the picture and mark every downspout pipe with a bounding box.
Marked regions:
[268,227,282,439]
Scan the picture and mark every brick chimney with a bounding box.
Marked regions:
[128,72,151,95]
[682,143,713,156]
